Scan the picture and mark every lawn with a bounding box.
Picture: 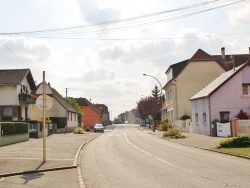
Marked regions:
[215,147,250,158]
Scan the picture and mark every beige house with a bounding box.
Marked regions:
[163,48,250,123]
[30,83,78,132]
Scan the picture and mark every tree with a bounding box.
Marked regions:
[66,98,84,123]
[151,85,161,101]
[137,96,161,127]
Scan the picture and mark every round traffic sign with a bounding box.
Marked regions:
[36,95,53,111]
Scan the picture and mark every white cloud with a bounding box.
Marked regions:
[228,1,250,25]
[0,37,52,67]
[77,0,121,23]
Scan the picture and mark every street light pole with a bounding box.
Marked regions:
[143,74,163,105]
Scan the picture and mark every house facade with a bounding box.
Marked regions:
[163,48,250,124]
[30,83,78,131]
[0,69,36,121]
[76,98,102,129]
[190,63,250,136]
[163,49,225,123]
[94,104,110,125]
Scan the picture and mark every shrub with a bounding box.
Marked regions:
[163,128,185,139]
[219,135,250,148]
[84,127,92,132]
[158,118,171,131]
[1,122,28,135]
[236,110,249,120]
[180,115,190,120]
[74,127,84,134]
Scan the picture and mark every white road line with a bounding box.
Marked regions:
[155,157,173,165]
[140,149,152,156]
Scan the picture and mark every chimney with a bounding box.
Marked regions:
[221,47,225,60]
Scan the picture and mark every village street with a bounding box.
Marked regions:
[0,124,249,188]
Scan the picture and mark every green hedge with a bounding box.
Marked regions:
[49,117,66,128]
[219,135,250,148]
[1,122,28,136]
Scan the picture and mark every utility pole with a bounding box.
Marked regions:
[65,88,68,133]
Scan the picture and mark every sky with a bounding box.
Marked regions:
[0,0,250,119]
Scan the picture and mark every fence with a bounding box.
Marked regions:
[236,120,250,136]
[174,119,191,133]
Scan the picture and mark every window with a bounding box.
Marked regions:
[203,113,206,124]
[195,113,198,124]
[166,89,172,103]
[242,84,250,95]
[220,111,230,123]
[3,106,13,117]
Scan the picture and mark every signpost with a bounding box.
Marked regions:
[36,71,53,163]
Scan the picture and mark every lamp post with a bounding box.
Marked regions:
[143,74,163,106]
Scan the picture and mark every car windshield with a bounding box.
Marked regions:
[95,124,103,127]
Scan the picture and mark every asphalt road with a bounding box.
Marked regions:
[80,124,250,188]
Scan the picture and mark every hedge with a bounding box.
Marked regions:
[1,122,28,136]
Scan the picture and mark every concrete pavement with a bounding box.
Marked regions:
[0,132,100,180]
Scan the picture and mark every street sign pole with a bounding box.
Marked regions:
[43,71,46,163]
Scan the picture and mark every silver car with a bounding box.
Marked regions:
[94,124,104,133]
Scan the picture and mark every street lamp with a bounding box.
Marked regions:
[143,74,163,105]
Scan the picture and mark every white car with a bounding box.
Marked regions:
[94,124,104,133]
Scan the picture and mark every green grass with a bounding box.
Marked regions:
[215,147,250,157]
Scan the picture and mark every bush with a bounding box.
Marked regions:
[74,127,84,134]
[84,127,92,132]
[180,115,190,120]
[1,122,28,135]
[163,128,185,139]
[219,135,250,148]
[158,118,171,131]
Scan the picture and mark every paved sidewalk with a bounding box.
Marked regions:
[0,133,99,177]
[138,126,228,149]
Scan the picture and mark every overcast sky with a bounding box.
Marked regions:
[0,0,250,119]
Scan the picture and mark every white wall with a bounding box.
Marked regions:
[0,86,18,105]
[191,98,210,135]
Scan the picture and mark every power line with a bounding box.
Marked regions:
[0,0,245,38]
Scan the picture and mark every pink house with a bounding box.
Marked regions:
[190,62,250,136]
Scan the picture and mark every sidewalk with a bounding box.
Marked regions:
[138,126,228,149]
[0,133,99,177]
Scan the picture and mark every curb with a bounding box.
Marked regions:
[146,132,250,160]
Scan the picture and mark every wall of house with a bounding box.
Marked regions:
[82,106,102,128]
[164,83,176,122]
[0,86,18,105]
[210,66,250,122]
[176,60,225,120]
[191,98,210,135]
[30,97,78,129]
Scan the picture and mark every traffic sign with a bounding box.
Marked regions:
[36,95,53,111]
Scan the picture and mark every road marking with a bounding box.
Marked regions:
[155,157,173,165]
[140,149,152,156]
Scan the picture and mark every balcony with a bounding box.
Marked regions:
[19,94,35,104]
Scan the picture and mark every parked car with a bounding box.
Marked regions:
[140,120,146,126]
[94,124,104,133]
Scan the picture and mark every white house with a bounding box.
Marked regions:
[190,63,250,136]
[0,69,36,121]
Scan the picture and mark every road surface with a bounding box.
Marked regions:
[80,124,250,188]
